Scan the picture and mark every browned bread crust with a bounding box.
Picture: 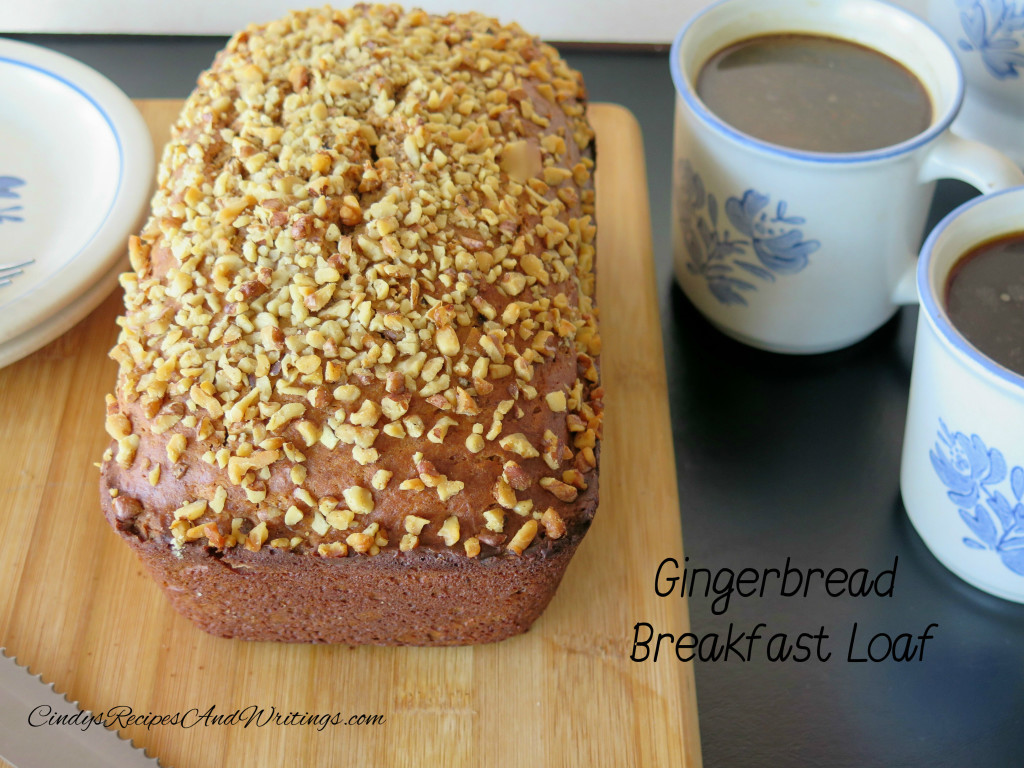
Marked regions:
[99,4,601,645]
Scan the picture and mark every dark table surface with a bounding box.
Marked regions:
[9,34,1024,767]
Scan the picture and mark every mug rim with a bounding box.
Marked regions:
[918,185,1024,394]
[669,0,966,164]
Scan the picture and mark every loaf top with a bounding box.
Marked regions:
[102,5,601,562]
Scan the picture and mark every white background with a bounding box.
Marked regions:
[1,0,929,43]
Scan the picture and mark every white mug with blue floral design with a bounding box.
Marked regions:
[928,0,1024,166]
[901,186,1024,603]
[670,0,1024,354]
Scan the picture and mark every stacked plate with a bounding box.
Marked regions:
[0,38,154,368]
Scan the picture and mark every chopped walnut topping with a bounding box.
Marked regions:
[439,516,461,546]
[267,402,305,432]
[541,507,566,539]
[189,385,223,420]
[508,519,539,555]
[371,469,393,490]
[111,495,142,521]
[437,479,465,502]
[343,486,374,515]
[210,486,227,515]
[404,515,429,535]
[173,500,208,521]
[284,505,304,526]
[166,433,187,464]
[105,413,132,441]
[540,476,579,502]
[545,391,567,412]
[499,432,540,458]
[483,508,505,533]
[101,6,599,557]
[494,478,517,509]
[502,460,531,491]
[346,532,374,553]
[318,542,348,557]
[116,435,139,469]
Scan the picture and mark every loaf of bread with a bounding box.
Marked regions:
[99,4,601,645]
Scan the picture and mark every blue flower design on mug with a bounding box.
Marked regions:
[0,176,25,224]
[675,160,820,305]
[930,419,1024,575]
[957,0,1024,79]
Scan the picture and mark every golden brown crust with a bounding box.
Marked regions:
[99,5,600,643]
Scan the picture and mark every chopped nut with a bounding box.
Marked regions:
[437,479,465,502]
[105,412,132,441]
[427,415,458,443]
[111,495,142,521]
[499,432,540,458]
[381,393,411,420]
[349,399,381,427]
[333,385,361,403]
[399,533,419,552]
[267,402,305,432]
[166,433,187,463]
[464,537,481,557]
[545,391,567,412]
[173,500,208,521]
[493,478,517,509]
[435,326,460,357]
[540,476,579,502]
[210,485,228,515]
[116,435,140,468]
[319,542,349,557]
[483,508,505,533]
[284,505,304,526]
[541,507,566,539]
[507,519,539,555]
[502,460,531,491]
[404,515,430,535]
[189,385,223,419]
[327,509,355,531]
[438,516,461,546]
[343,486,374,514]
[371,469,393,490]
[346,532,373,553]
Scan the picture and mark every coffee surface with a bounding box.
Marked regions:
[696,34,932,153]
[947,233,1024,377]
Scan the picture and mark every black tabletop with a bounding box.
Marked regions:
[10,34,1023,767]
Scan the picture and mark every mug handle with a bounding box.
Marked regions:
[890,132,1024,305]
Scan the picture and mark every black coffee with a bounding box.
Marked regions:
[696,33,933,153]
[946,233,1024,376]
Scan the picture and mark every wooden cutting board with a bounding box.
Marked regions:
[0,100,701,768]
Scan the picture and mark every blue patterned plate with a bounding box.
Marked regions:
[0,38,152,363]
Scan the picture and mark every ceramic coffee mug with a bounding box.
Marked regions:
[671,0,1024,354]
[901,186,1024,603]
[928,0,1024,167]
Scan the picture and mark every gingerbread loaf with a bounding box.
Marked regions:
[99,5,601,645]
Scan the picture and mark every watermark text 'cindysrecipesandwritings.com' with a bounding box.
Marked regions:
[28,704,386,733]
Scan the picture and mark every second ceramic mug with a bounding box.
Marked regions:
[671,0,1024,354]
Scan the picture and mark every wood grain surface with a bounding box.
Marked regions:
[0,99,701,768]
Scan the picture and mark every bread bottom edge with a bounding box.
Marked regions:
[116,531,584,646]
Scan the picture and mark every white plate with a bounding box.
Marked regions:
[0,257,124,369]
[0,38,152,351]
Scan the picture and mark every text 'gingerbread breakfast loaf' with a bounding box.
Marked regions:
[99,4,601,645]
